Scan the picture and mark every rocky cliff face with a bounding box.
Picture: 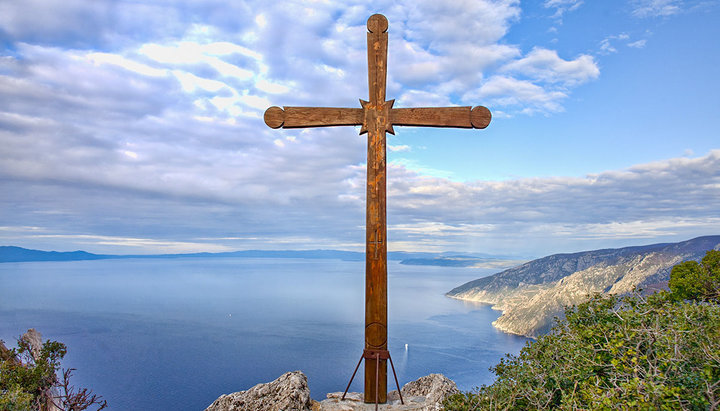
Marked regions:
[447,236,720,337]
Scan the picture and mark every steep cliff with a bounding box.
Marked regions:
[447,236,720,337]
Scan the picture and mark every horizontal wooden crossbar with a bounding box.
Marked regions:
[264,105,491,130]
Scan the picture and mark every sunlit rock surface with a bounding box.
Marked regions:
[205,371,312,411]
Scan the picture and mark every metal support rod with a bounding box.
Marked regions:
[342,353,365,401]
[375,353,379,411]
[341,349,404,408]
[388,354,404,405]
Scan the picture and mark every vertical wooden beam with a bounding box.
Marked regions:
[363,13,389,404]
[366,14,388,105]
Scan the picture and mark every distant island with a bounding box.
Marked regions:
[0,246,524,268]
[0,246,360,263]
[446,235,720,338]
[0,247,113,263]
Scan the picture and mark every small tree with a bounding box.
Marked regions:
[0,330,107,411]
[669,249,720,301]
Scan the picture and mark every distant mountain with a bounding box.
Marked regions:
[0,246,112,262]
[0,246,370,263]
[1,246,501,264]
[446,235,720,338]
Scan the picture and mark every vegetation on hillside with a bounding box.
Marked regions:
[444,250,720,410]
[0,330,107,411]
[668,249,720,302]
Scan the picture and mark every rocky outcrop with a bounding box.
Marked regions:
[206,372,459,411]
[447,235,720,337]
[21,328,43,361]
[394,373,459,410]
[205,371,312,411]
[321,392,427,410]
[321,373,458,410]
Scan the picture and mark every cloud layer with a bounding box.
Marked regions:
[388,151,720,254]
[1,0,717,256]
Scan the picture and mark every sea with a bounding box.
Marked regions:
[0,257,528,410]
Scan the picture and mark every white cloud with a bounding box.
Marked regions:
[0,0,583,119]
[396,89,452,107]
[383,151,720,253]
[401,0,521,46]
[501,48,599,86]
[632,0,682,17]
[87,53,168,77]
[389,150,720,225]
[140,42,256,80]
[568,218,720,239]
[390,159,454,179]
[600,39,617,54]
[388,145,411,152]
[469,75,568,113]
[544,0,582,6]
[599,34,636,54]
[544,0,583,19]
[173,70,229,93]
[255,79,291,94]
[29,234,236,254]
[255,14,267,29]
[627,39,648,48]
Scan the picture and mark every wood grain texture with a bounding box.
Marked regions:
[272,107,363,128]
[367,14,388,106]
[470,106,492,129]
[364,125,388,404]
[264,106,285,129]
[366,13,388,34]
[364,13,390,404]
[391,107,473,128]
[391,106,492,129]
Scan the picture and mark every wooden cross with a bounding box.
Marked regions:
[264,14,491,404]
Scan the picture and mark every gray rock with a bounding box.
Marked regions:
[319,393,426,410]
[205,371,312,411]
[206,372,460,411]
[320,374,458,410]
[21,328,43,362]
[397,374,459,410]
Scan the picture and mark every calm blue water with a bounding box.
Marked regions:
[0,258,527,410]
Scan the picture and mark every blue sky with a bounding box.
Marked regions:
[1,0,719,257]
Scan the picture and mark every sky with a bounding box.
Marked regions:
[1,0,719,257]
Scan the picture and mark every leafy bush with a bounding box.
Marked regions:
[444,251,720,410]
[669,249,720,302]
[0,331,107,410]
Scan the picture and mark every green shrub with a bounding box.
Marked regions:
[0,332,106,410]
[669,249,720,302]
[444,252,720,410]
